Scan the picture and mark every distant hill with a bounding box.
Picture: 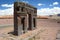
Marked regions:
[57,14,60,16]
[0,15,13,19]
[0,15,48,19]
[37,15,48,19]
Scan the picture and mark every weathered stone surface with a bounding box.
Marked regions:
[56,39,60,40]
[14,2,37,36]
[56,34,60,39]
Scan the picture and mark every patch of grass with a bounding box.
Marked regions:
[29,38,33,40]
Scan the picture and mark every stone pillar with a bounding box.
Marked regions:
[24,15,28,33]
[31,14,34,30]
[14,16,23,36]
[26,14,28,31]
[18,17,23,35]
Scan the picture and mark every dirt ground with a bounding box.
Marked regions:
[0,19,13,25]
[0,19,60,40]
[37,19,60,40]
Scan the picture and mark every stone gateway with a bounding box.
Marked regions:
[14,2,37,36]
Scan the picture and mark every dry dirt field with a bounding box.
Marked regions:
[0,19,60,40]
[37,19,60,40]
[0,19,13,25]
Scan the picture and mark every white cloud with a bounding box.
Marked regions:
[0,4,13,16]
[0,3,60,16]
[38,3,44,6]
[53,2,59,5]
[1,4,13,7]
[23,1,29,3]
[49,2,59,6]
[37,7,60,16]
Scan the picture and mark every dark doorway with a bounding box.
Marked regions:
[33,18,36,28]
[21,17,25,33]
[21,7,24,12]
[16,6,20,11]
[28,14,32,30]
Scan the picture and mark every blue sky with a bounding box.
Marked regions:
[0,0,60,16]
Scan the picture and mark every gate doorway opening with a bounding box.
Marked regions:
[33,18,36,28]
[28,14,32,30]
[21,17,25,33]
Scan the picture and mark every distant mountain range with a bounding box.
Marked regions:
[0,15,13,19]
[0,15,48,19]
[57,14,60,16]
[37,15,48,19]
